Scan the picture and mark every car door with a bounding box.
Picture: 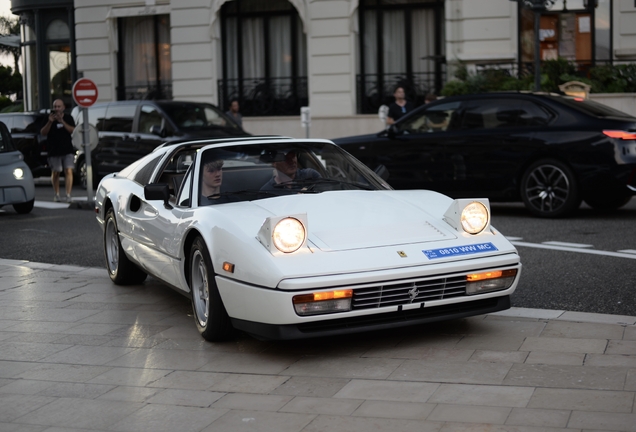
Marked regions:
[123,149,197,291]
[444,98,550,198]
[97,103,137,176]
[367,100,465,193]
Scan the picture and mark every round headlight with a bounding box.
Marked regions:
[273,217,306,253]
[13,168,24,179]
[460,201,489,234]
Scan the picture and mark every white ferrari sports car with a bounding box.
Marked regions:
[95,137,522,341]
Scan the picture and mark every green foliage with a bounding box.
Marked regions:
[0,65,22,96]
[0,96,12,111]
[441,59,636,95]
[589,64,636,93]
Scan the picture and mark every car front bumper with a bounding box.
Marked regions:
[216,254,521,340]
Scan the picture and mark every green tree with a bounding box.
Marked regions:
[0,65,21,96]
[0,15,21,72]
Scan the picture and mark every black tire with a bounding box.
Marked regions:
[77,156,98,190]
[189,236,233,341]
[103,208,147,285]
[13,199,34,214]
[584,195,632,211]
[520,159,581,218]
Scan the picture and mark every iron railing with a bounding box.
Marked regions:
[217,77,308,117]
[356,71,446,114]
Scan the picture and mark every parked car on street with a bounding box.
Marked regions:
[333,93,636,218]
[0,112,50,178]
[95,137,521,341]
[72,100,250,188]
[0,120,35,214]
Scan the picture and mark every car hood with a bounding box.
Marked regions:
[247,190,456,251]
[331,132,383,146]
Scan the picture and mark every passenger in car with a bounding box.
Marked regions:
[199,156,232,205]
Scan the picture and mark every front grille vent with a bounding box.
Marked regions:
[352,275,466,310]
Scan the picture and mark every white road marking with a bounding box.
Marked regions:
[510,240,636,260]
[618,249,636,255]
[34,201,70,209]
[542,241,593,248]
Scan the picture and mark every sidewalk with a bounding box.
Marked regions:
[1,258,635,432]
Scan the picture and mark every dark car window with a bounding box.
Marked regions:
[458,99,552,130]
[158,102,240,131]
[399,101,462,134]
[0,122,16,152]
[132,152,164,186]
[103,105,136,132]
[138,105,166,134]
[553,96,636,119]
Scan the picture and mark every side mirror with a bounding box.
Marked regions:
[374,164,389,181]
[144,183,172,209]
[149,125,166,138]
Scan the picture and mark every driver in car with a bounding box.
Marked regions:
[260,149,321,192]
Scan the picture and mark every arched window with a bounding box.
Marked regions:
[219,0,308,116]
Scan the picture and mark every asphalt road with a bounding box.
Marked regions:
[2,182,636,316]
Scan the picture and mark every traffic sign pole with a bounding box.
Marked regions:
[82,108,94,204]
[72,78,98,206]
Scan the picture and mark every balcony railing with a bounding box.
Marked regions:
[356,71,446,114]
[217,77,308,117]
[117,84,173,101]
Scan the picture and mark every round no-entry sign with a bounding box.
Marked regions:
[72,78,99,108]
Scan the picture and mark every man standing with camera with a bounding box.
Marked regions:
[40,99,76,202]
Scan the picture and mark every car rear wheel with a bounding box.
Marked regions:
[189,236,233,341]
[104,208,147,285]
[584,195,632,211]
[521,159,581,218]
[13,199,34,214]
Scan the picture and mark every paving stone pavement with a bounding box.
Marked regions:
[1,258,636,432]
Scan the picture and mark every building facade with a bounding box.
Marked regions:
[12,0,636,137]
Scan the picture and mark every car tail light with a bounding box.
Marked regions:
[603,130,636,140]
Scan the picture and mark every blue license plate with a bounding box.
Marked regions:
[423,242,498,260]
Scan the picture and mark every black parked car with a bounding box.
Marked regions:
[0,112,50,177]
[333,93,636,217]
[71,100,250,188]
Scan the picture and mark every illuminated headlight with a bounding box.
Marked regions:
[13,168,24,179]
[273,218,306,253]
[466,269,517,295]
[461,201,489,234]
[444,199,490,234]
[293,290,353,316]
[257,213,308,255]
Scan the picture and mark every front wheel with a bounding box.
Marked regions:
[189,236,233,341]
[103,208,147,285]
[13,199,34,214]
[520,159,581,218]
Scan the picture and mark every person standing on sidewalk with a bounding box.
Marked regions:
[226,99,243,128]
[40,99,76,202]
[386,86,414,125]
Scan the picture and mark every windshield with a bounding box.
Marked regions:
[158,102,242,131]
[553,96,636,119]
[195,141,391,206]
